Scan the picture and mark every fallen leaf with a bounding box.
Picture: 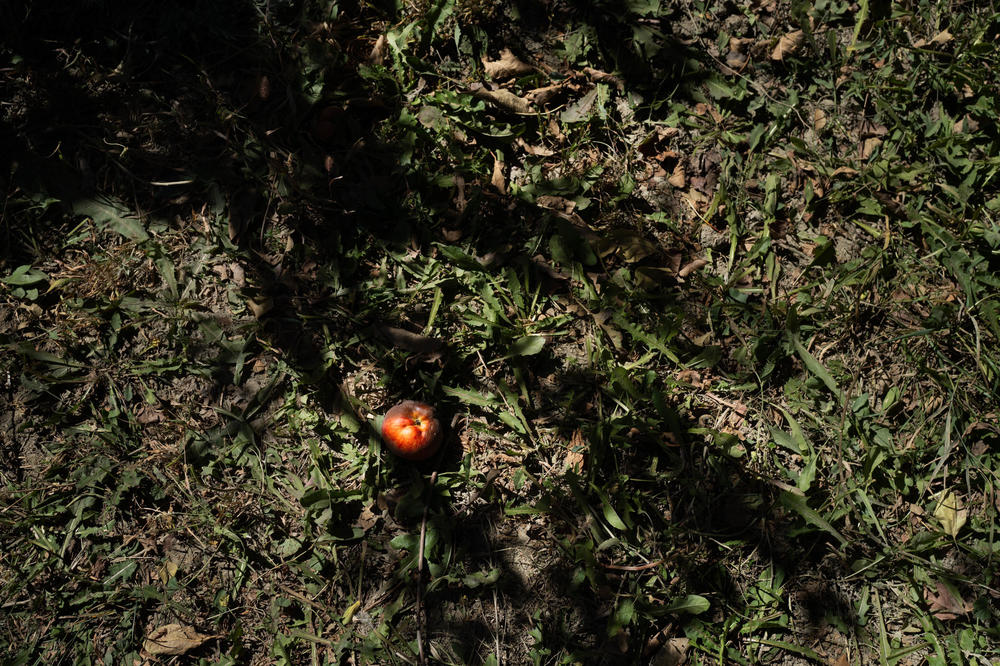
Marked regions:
[136,404,164,424]
[650,637,689,666]
[583,66,624,91]
[829,651,850,666]
[369,35,388,65]
[564,429,586,472]
[256,75,270,101]
[144,624,212,656]
[677,258,708,277]
[157,558,179,584]
[536,195,577,214]
[482,48,534,79]
[376,326,445,357]
[813,108,827,132]
[491,155,507,194]
[771,30,805,61]
[829,166,858,178]
[525,83,564,106]
[561,88,599,123]
[668,163,686,188]
[860,137,882,159]
[515,138,555,156]
[933,490,967,537]
[471,87,533,114]
[931,30,953,45]
[925,580,970,620]
[248,296,273,319]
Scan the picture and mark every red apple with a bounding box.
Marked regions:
[380,401,442,461]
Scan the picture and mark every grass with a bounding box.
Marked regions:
[2,0,1000,664]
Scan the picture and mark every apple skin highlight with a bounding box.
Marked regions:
[380,401,442,461]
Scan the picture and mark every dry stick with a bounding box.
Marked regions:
[415,469,438,665]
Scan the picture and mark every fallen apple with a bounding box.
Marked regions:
[380,400,442,461]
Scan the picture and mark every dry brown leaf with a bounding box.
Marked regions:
[583,66,624,91]
[668,163,687,188]
[516,137,555,157]
[564,429,586,472]
[931,30,954,45]
[472,87,533,114]
[830,166,858,178]
[525,83,564,106]
[482,48,534,79]
[491,156,507,194]
[536,195,577,214]
[650,637,689,666]
[136,404,164,424]
[771,30,805,60]
[912,31,952,49]
[144,624,212,656]
[925,581,970,620]
[547,117,565,142]
[369,35,388,65]
[247,296,273,319]
[813,108,828,132]
[828,651,850,666]
[678,258,708,278]
[860,137,882,159]
[376,325,444,356]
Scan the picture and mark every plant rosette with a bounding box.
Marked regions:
[380,400,442,461]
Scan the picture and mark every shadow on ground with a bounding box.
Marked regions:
[3,1,863,663]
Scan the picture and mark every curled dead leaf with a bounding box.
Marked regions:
[583,66,624,91]
[860,137,882,159]
[247,296,273,319]
[471,87,533,114]
[491,156,507,194]
[144,623,212,656]
[525,83,565,107]
[914,30,954,48]
[136,404,164,424]
[482,48,534,79]
[369,35,388,65]
[812,108,827,132]
[668,163,686,188]
[515,137,555,157]
[678,258,708,278]
[376,325,445,357]
[771,30,805,61]
[650,637,689,666]
[829,166,858,178]
[564,429,586,472]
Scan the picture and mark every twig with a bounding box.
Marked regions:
[600,559,664,572]
[415,469,438,665]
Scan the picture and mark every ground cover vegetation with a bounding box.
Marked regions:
[2,0,1000,663]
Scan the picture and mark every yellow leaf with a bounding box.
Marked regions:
[157,558,179,584]
[932,490,967,538]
